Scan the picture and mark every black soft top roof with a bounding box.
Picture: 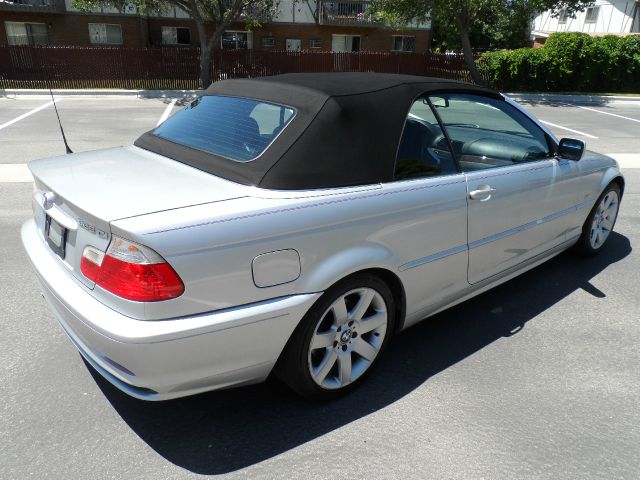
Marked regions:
[135,73,500,190]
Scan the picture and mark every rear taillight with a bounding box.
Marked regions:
[81,237,184,302]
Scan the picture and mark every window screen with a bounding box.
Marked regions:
[261,36,275,47]
[5,22,49,45]
[153,96,295,162]
[392,36,416,52]
[585,6,600,23]
[89,24,122,45]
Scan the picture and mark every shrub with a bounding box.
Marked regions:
[477,32,640,92]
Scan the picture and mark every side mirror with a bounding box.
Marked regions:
[558,138,585,161]
[427,96,450,108]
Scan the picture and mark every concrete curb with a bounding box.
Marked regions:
[506,93,640,105]
[0,89,202,99]
[3,89,640,104]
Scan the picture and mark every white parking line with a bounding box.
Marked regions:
[605,153,640,169]
[156,99,177,126]
[0,100,57,132]
[539,119,598,139]
[575,105,640,124]
[0,164,32,182]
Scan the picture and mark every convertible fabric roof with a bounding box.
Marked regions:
[135,73,500,190]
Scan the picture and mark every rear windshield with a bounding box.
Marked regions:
[153,95,295,162]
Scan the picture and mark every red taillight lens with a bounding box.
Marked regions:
[80,237,184,302]
[97,255,184,302]
[81,254,101,282]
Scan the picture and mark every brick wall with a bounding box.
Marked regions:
[0,12,148,47]
[251,24,431,52]
[0,12,431,52]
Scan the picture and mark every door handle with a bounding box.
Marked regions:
[469,185,497,201]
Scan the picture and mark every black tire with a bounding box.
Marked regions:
[574,182,621,256]
[276,274,396,401]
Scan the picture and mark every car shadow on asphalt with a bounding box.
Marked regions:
[87,232,631,475]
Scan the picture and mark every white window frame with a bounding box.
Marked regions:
[391,35,416,53]
[585,6,600,23]
[221,31,252,50]
[161,26,190,45]
[88,23,123,45]
[309,38,322,49]
[558,9,568,24]
[286,38,301,51]
[5,21,49,46]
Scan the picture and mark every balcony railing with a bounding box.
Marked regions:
[319,1,381,27]
[0,0,65,12]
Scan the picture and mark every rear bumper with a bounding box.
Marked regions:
[21,218,320,400]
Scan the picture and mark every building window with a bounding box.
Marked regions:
[161,26,190,45]
[392,35,416,52]
[585,6,600,23]
[88,23,123,45]
[261,36,275,48]
[309,38,322,49]
[286,38,301,51]
[558,9,568,24]
[5,21,49,45]
[222,31,251,50]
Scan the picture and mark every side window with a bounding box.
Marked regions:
[430,93,550,171]
[394,97,457,180]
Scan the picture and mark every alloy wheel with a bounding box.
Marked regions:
[308,287,388,390]
[590,190,619,249]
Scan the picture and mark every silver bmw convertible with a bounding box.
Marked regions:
[22,73,624,401]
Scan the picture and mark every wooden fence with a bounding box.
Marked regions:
[0,45,475,89]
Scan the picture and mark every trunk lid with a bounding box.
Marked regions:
[29,145,250,221]
[29,145,250,289]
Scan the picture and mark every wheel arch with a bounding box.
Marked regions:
[303,267,407,334]
[609,175,625,198]
[599,168,625,199]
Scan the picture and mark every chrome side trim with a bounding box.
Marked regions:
[400,200,592,270]
[469,200,592,250]
[399,244,467,271]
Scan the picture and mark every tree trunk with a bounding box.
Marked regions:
[458,24,485,86]
[199,43,212,89]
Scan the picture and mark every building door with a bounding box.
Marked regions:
[331,35,360,52]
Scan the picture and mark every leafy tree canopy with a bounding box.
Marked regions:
[73,0,278,87]
[369,0,594,84]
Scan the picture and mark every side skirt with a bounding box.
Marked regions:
[401,235,580,330]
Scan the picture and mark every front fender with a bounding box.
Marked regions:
[598,165,625,198]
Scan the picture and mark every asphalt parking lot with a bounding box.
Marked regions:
[1,93,639,479]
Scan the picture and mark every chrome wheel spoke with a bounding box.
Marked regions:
[358,311,387,334]
[353,338,377,362]
[338,354,352,385]
[311,331,335,350]
[589,190,619,250]
[350,289,375,321]
[308,286,389,390]
[314,350,338,384]
[603,194,613,210]
[331,297,348,325]
[600,218,614,230]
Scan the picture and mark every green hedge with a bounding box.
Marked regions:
[477,32,640,92]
